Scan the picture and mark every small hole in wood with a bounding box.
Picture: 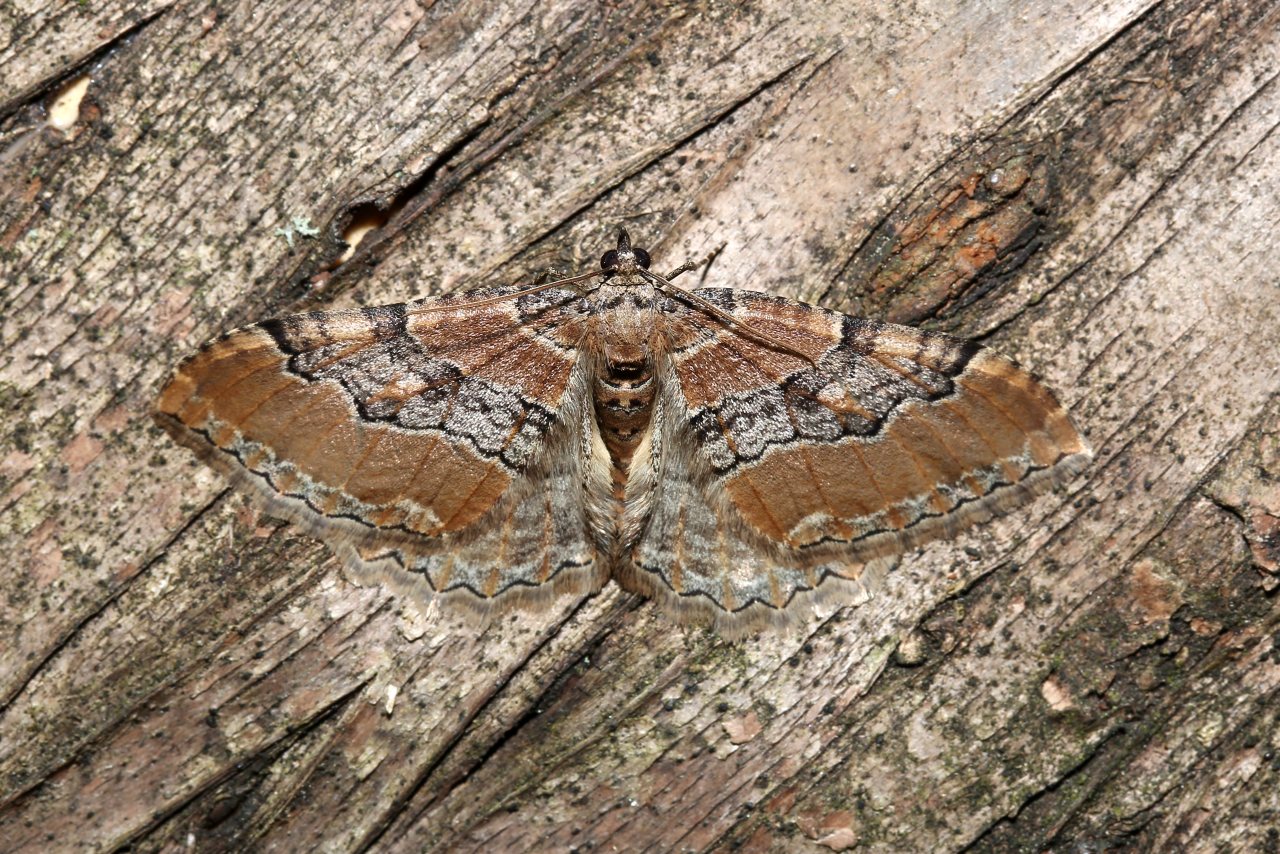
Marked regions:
[339,204,388,262]
[48,75,91,132]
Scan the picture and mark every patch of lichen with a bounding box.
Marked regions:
[966,509,1274,844]
[739,514,1255,848]
[0,492,334,800]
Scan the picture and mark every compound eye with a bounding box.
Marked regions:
[600,249,619,271]
[633,247,651,269]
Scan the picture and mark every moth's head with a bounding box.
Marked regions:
[600,228,651,276]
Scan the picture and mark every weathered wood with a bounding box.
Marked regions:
[1,0,1277,851]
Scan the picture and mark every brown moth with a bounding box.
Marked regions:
[156,230,1090,637]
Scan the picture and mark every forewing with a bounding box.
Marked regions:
[157,284,603,612]
[621,287,1090,633]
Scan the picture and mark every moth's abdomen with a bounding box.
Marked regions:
[594,357,656,472]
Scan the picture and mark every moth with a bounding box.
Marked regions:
[156,230,1090,637]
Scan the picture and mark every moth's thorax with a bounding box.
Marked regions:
[591,278,658,354]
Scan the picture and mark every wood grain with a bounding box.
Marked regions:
[1,0,1278,851]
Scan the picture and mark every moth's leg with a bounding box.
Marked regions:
[532,267,570,286]
[663,261,698,281]
[664,242,726,282]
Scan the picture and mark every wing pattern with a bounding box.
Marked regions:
[157,284,605,608]
[617,288,1089,634]
[158,235,1089,635]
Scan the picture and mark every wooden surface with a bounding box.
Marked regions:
[2,0,1279,851]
